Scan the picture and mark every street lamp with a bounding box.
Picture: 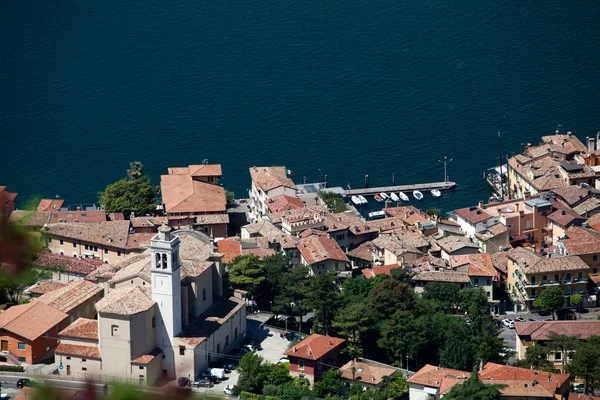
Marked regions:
[438,157,453,183]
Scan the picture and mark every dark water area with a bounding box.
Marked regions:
[1,0,599,214]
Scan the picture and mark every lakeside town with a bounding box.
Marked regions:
[1,129,600,400]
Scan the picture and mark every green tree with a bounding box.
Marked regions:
[228,255,266,304]
[459,288,489,317]
[126,161,144,180]
[370,280,415,319]
[378,310,425,364]
[0,267,47,304]
[516,344,554,371]
[390,267,415,283]
[567,335,600,394]
[570,294,583,318]
[98,175,157,216]
[274,264,310,331]
[443,368,503,400]
[533,287,564,320]
[474,318,505,365]
[225,190,235,206]
[333,301,372,344]
[318,191,347,213]
[423,282,460,313]
[312,369,343,398]
[425,208,441,217]
[305,272,340,335]
[440,340,476,370]
[235,352,268,395]
[547,332,580,372]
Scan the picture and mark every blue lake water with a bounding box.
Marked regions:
[1,0,599,214]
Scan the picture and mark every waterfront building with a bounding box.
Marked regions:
[54,226,246,383]
[297,234,350,276]
[506,247,590,311]
[161,164,227,237]
[248,166,297,222]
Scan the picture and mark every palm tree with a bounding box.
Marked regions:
[127,161,144,180]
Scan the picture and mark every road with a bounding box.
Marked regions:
[0,375,107,398]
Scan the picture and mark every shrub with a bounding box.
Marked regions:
[0,365,24,372]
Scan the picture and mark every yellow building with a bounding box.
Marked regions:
[506,247,590,311]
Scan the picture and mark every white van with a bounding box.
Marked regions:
[205,368,225,380]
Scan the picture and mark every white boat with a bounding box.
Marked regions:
[351,196,361,206]
[431,189,441,198]
[374,194,384,202]
[368,210,386,220]
[390,192,400,202]
[399,192,409,202]
[413,190,424,200]
[358,195,368,204]
[380,192,389,200]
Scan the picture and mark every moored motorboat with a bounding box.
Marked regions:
[351,196,361,206]
[380,192,389,200]
[390,192,400,202]
[413,190,423,200]
[358,195,368,204]
[374,194,384,202]
[368,210,386,220]
[431,189,441,198]
[399,192,409,202]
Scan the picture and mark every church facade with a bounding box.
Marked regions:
[54,227,246,384]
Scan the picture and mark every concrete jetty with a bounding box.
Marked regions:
[345,181,456,197]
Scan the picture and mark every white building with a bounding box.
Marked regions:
[249,166,297,222]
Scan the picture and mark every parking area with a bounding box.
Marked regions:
[192,316,291,397]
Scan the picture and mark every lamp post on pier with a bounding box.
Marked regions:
[438,157,453,183]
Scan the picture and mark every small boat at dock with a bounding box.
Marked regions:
[351,196,361,206]
[431,189,441,198]
[374,194,384,202]
[358,195,368,204]
[399,192,409,202]
[368,210,386,220]
[413,190,423,200]
[380,192,389,200]
[390,192,400,202]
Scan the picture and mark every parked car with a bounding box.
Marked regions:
[501,319,515,329]
[177,377,190,387]
[193,379,214,388]
[573,383,585,393]
[499,347,514,358]
[223,385,233,395]
[202,368,225,381]
[17,379,31,389]
[514,317,526,322]
[277,357,290,365]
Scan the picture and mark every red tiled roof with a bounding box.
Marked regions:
[454,207,493,224]
[339,360,397,386]
[34,252,104,275]
[0,302,68,341]
[267,194,305,213]
[298,235,349,265]
[26,281,66,295]
[347,241,375,262]
[547,205,585,227]
[37,280,103,314]
[59,318,98,340]
[55,343,101,359]
[562,226,600,255]
[450,253,495,277]
[515,321,600,341]
[362,264,400,279]
[48,210,108,224]
[131,347,162,365]
[249,166,297,192]
[407,364,470,394]
[37,199,65,212]
[479,362,569,398]
[168,164,222,177]
[218,237,276,264]
[284,334,345,360]
[160,174,226,214]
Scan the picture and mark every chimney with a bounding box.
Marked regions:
[328,340,332,345]
[596,132,600,150]
[293,347,297,352]
[478,201,484,208]
[587,137,596,153]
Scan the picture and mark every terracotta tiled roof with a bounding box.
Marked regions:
[371,234,424,257]
[9,210,51,227]
[48,210,108,224]
[506,246,542,268]
[479,362,568,398]
[34,252,104,275]
[540,133,587,154]
[436,236,479,254]
[160,174,226,214]
[508,246,589,274]
[547,204,586,227]
[131,347,162,365]
[37,199,65,212]
[561,226,600,255]
[266,195,305,213]
[96,286,155,316]
[218,237,276,264]
[85,263,117,282]
[167,164,223,177]
[347,241,375,262]
[339,360,397,385]
[573,197,600,216]
[298,235,349,265]
[55,343,101,359]
[407,364,470,394]
[551,186,598,207]
[194,214,230,225]
[453,207,493,224]
[26,281,66,295]
[267,206,327,225]
[491,251,508,274]
[412,270,470,283]
[59,318,98,340]
[515,320,600,341]
[37,280,103,314]
[250,166,297,192]
[44,220,135,250]
[361,264,400,279]
[284,334,345,360]
[130,216,167,228]
[383,206,429,225]
[0,302,68,341]
[450,253,495,277]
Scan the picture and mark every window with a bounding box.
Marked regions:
[486,291,491,298]
[73,254,77,257]
[542,275,547,281]
[46,331,50,339]
[85,245,89,250]
[567,273,571,281]
[94,246,98,252]
[139,376,144,385]
[531,276,536,284]
[18,357,26,362]
[203,288,207,301]
[568,353,574,361]
[555,352,562,360]
[117,251,121,256]
[152,316,156,328]
[226,335,229,346]
[161,253,167,269]
[474,278,479,286]
[82,359,86,362]
[73,242,77,248]
[179,346,185,356]
[17,342,26,351]
[532,289,537,296]
[82,367,87,371]
[578,272,583,280]
[139,366,144,370]
[111,325,119,337]
[593,268,598,275]
[593,255,598,262]
[554,274,559,282]
[104,249,108,254]
[299,359,305,371]
[66,357,71,360]
[56,323,60,331]
[60,240,64,245]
